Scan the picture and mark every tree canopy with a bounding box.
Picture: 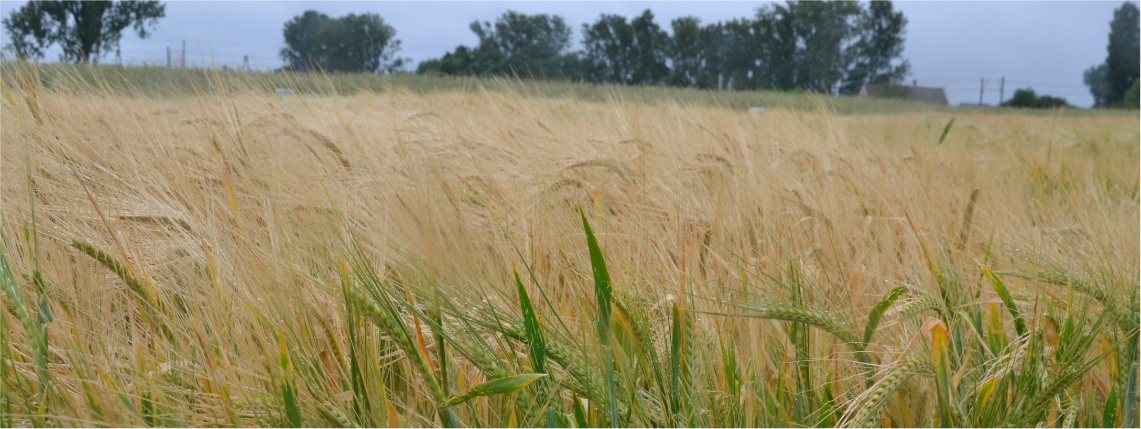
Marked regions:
[280,10,405,73]
[3,0,165,63]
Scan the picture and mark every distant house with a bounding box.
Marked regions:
[859,81,949,106]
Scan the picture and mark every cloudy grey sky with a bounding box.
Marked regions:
[1,1,1134,107]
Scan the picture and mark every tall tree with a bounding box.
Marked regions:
[629,10,669,85]
[582,14,635,84]
[839,1,910,95]
[1105,2,1139,106]
[790,0,862,94]
[280,11,405,73]
[718,18,758,90]
[758,3,799,91]
[3,0,165,63]
[665,16,702,87]
[695,21,728,89]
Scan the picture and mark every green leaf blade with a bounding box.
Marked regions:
[863,286,908,346]
[442,373,548,408]
[983,268,1026,338]
[938,117,955,144]
[516,269,548,375]
[578,208,619,426]
[579,208,612,343]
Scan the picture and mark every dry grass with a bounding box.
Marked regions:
[1,66,1137,427]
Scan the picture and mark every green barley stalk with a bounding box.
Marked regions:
[1001,269,1138,334]
[893,294,944,321]
[844,352,935,427]
[491,317,624,419]
[320,401,358,428]
[0,238,51,426]
[614,296,671,424]
[344,287,442,400]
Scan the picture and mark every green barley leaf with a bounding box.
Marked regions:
[572,395,588,428]
[938,117,955,144]
[442,374,548,408]
[516,267,555,426]
[579,208,619,426]
[1103,385,1117,428]
[516,269,548,375]
[864,286,908,346]
[983,268,1026,337]
[579,208,612,342]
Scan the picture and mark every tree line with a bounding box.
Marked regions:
[416,1,910,96]
[4,1,1137,107]
[1,0,908,96]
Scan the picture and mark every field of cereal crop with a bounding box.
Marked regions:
[2,64,1138,427]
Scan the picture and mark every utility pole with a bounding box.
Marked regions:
[167,46,171,68]
[999,77,1005,105]
[979,78,986,106]
[181,40,186,68]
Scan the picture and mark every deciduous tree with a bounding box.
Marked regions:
[280,10,405,73]
[2,0,165,63]
[839,1,910,95]
[1105,2,1139,106]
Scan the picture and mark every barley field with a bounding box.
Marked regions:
[1,65,1138,427]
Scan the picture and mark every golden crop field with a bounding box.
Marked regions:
[1,65,1138,427]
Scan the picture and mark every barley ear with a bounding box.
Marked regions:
[844,352,935,427]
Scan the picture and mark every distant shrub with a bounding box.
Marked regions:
[1002,88,1068,109]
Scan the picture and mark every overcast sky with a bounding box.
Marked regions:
[1,1,1135,107]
